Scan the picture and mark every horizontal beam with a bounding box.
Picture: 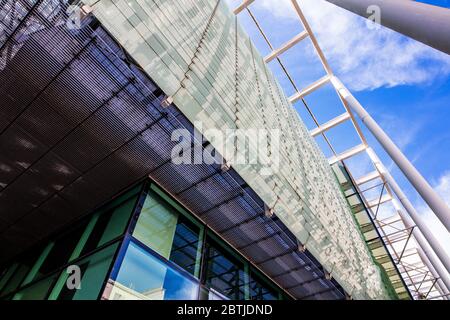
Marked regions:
[355,170,380,186]
[331,76,450,232]
[310,112,350,137]
[328,143,367,164]
[369,152,450,285]
[367,194,392,208]
[378,213,401,223]
[428,293,450,300]
[290,0,333,74]
[289,75,330,103]
[264,31,309,62]
[378,217,402,228]
[233,0,255,14]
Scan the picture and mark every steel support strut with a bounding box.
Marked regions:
[365,147,450,292]
[331,76,450,233]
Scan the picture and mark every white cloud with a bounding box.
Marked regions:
[251,0,450,91]
[377,113,424,151]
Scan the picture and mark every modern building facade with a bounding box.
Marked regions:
[1,0,446,300]
[0,180,293,300]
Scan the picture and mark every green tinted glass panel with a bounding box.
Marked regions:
[134,192,178,258]
[98,198,136,247]
[12,274,58,300]
[0,265,15,292]
[23,222,88,285]
[0,246,44,297]
[133,191,201,276]
[0,265,30,297]
[51,242,119,300]
[79,185,140,256]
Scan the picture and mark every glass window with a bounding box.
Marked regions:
[199,286,229,300]
[0,245,45,296]
[249,270,279,300]
[22,222,88,285]
[12,274,58,300]
[106,241,199,300]
[97,198,135,246]
[0,265,13,292]
[203,236,247,300]
[77,193,138,257]
[49,242,119,300]
[132,190,202,277]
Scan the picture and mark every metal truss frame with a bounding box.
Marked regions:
[232,0,450,300]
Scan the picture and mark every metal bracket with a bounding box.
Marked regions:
[161,95,173,108]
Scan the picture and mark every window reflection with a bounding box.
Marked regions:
[0,184,140,300]
[133,191,201,276]
[0,248,43,297]
[24,223,88,285]
[12,274,58,300]
[51,243,119,300]
[199,286,229,300]
[79,196,135,257]
[249,272,278,300]
[204,237,246,300]
[0,181,289,301]
[106,241,199,300]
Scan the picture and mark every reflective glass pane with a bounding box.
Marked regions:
[12,274,58,300]
[0,265,14,292]
[50,242,119,300]
[199,286,229,300]
[0,245,45,296]
[249,271,278,300]
[107,241,199,300]
[97,197,136,246]
[79,195,137,257]
[23,222,88,285]
[133,191,201,276]
[204,237,246,300]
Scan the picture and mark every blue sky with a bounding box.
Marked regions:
[418,0,450,7]
[227,0,450,262]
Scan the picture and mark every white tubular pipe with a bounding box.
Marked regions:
[365,148,450,291]
[331,76,450,232]
[324,0,450,54]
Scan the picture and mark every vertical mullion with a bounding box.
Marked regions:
[194,225,205,279]
[97,181,148,300]
[21,242,54,287]
[47,212,100,301]
[244,262,250,300]
[69,213,101,262]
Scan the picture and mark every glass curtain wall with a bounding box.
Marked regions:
[0,183,143,300]
[104,182,287,300]
[0,180,289,300]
